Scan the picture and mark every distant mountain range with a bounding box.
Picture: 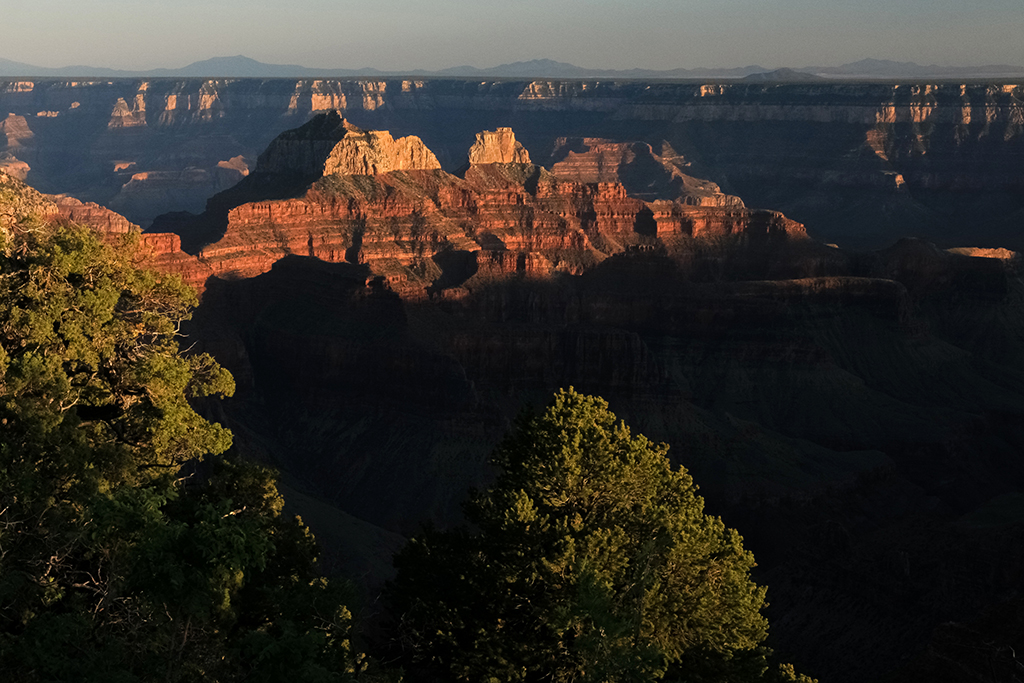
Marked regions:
[806,58,1024,79]
[1,55,1022,80]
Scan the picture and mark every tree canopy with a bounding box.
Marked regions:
[0,182,369,681]
[388,388,801,682]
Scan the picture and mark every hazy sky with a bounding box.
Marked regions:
[3,0,1023,70]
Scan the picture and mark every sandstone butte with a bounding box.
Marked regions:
[32,111,807,297]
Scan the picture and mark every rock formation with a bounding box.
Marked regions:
[466,127,531,165]
[0,171,210,289]
[136,231,214,286]
[947,246,1019,260]
[0,169,55,231]
[107,93,146,128]
[0,113,33,149]
[107,165,249,223]
[51,194,138,234]
[323,127,440,176]
[0,114,34,181]
[549,138,742,206]
[251,110,439,179]
[254,110,357,178]
[0,152,29,180]
[179,116,805,290]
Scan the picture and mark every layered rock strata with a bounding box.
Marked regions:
[323,128,440,176]
[51,194,137,234]
[182,115,805,294]
[1,78,1022,247]
[549,138,743,206]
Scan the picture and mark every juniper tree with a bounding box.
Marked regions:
[389,388,799,683]
[0,181,369,682]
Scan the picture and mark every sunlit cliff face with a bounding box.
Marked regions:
[1,78,1022,248]
[117,116,802,289]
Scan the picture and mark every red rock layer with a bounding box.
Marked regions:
[648,201,805,240]
[40,193,210,289]
[191,125,807,299]
[50,195,138,234]
[138,232,214,288]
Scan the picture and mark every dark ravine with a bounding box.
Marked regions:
[2,78,1023,249]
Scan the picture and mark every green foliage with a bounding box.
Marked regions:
[0,203,370,681]
[771,663,818,683]
[388,388,780,682]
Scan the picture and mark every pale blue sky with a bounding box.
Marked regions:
[3,0,1023,70]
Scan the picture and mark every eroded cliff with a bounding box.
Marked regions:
[178,114,805,292]
[1,78,1022,249]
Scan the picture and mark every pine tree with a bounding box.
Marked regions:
[389,388,779,682]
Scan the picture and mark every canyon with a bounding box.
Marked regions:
[3,79,1024,682]
[1,78,1022,250]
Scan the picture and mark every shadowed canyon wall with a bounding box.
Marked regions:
[2,78,1023,249]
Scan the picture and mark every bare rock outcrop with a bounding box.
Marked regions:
[467,128,532,165]
[254,110,439,179]
[49,192,213,289]
[138,231,214,287]
[107,94,147,128]
[0,153,29,181]
[323,128,440,176]
[254,110,356,177]
[216,155,249,177]
[0,114,33,149]
[1,172,211,289]
[0,170,56,231]
[51,195,139,235]
[947,246,1019,260]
